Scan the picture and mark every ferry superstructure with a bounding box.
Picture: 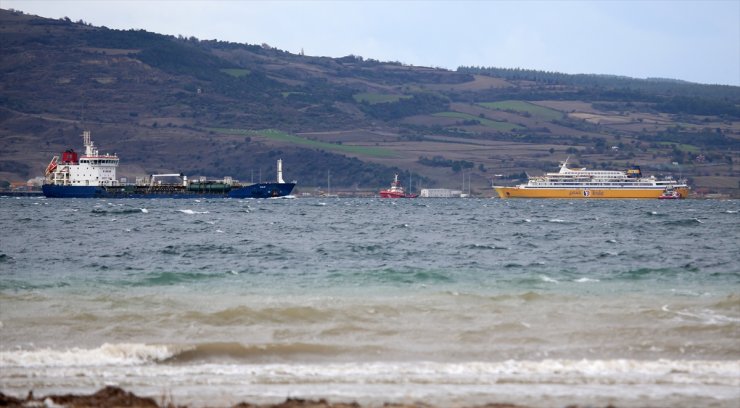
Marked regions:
[42,131,295,198]
[494,159,689,199]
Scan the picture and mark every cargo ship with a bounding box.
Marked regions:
[379,174,418,198]
[42,131,295,198]
[494,159,689,199]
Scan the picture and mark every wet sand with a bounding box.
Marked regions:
[0,386,553,408]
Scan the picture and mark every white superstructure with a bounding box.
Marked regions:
[524,158,680,190]
[46,131,119,186]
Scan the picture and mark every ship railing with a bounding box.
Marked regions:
[148,174,186,189]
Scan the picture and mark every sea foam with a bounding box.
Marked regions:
[178,209,209,215]
[0,343,178,367]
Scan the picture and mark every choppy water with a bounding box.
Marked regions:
[1,197,739,407]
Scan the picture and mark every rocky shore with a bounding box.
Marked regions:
[0,386,552,408]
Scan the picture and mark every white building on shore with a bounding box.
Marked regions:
[420,188,463,198]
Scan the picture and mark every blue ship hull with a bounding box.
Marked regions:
[42,183,295,199]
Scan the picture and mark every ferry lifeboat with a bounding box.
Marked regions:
[658,187,682,199]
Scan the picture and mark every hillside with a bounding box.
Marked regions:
[1,9,739,196]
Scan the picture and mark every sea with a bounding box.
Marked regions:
[0,196,738,408]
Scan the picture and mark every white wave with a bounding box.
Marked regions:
[3,356,737,386]
[540,275,559,283]
[548,219,566,223]
[178,209,209,215]
[575,277,599,283]
[0,343,178,368]
[263,359,740,388]
[674,309,740,325]
[140,208,148,213]
[3,359,739,408]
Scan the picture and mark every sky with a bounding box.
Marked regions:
[4,0,740,86]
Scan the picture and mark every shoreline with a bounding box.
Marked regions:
[0,386,553,408]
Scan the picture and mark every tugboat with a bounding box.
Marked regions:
[42,131,295,198]
[379,174,417,198]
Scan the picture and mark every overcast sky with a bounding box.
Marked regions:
[5,0,739,86]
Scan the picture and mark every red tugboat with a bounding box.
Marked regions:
[379,174,418,198]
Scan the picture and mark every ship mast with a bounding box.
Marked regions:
[83,130,97,157]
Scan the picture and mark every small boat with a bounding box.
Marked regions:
[379,174,417,198]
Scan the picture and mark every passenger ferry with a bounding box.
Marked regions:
[494,159,689,199]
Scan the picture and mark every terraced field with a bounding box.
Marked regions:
[432,112,524,131]
[214,128,398,158]
[478,100,563,121]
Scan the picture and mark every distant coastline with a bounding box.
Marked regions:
[1,9,738,198]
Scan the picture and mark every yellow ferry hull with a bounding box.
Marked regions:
[495,186,689,199]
